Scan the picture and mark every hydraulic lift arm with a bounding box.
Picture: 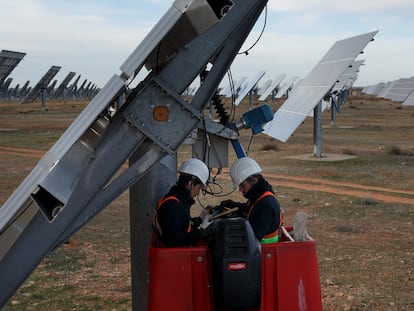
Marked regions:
[0,0,268,307]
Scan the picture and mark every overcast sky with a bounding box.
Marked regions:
[1,0,413,89]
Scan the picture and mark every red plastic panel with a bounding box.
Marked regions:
[148,243,214,311]
[148,230,322,311]
[261,241,322,311]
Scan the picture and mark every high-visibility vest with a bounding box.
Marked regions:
[155,196,191,236]
[247,191,282,244]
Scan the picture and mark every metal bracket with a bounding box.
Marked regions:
[124,77,202,153]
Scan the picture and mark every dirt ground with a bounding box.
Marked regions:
[1,96,414,310]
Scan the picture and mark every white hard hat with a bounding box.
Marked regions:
[230,157,262,188]
[178,158,209,186]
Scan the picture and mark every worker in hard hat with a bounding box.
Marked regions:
[220,157,282,244]
[155,158,210,247]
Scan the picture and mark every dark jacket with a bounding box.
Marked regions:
[239,177,281,241]
[157,185,202,247]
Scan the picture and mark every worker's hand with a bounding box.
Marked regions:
[219,199,242,209]
[191,216,202,228]
[200,218,216,237]
[200,216,213,230]
[199,206,214,220]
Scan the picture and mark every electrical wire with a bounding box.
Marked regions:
[238,5,267,56]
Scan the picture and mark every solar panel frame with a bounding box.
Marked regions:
[0,50,26,85]
[264,30,378,142]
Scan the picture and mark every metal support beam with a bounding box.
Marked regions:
[130,154,177,311]
[313,101,323,158]
[0,0,268,307]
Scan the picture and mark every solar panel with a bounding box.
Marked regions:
[258,73,286,101]
[377,81,393,98]
[10,84,20,99]
[51,72,76,99]
[381,77,414,102]
[257,79,272,95]
[275,76,297,98]
[18,81,30,99]
[0,78,12,96]
[120,0,221,79]
[310,59,365,117]
[0,50,26,85]
[402,88,414,106]
[234,70,265,106]
[21,65,61,104]
[264,30,378,142]
[47,80,57,95]
[222,76,247,97]
[67,74,81,98]
[333,60,365,92]
[363,82,385,96]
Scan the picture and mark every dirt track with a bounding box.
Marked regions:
[2,146,414,206]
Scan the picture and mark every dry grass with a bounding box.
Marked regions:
[1,94,414,310]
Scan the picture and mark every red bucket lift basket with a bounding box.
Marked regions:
[148,227,322,311]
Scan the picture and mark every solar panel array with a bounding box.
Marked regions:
[21,66,61,104]
[258,73,286,101]
[234,70,265,106]
[333,59,365,93]
[274,76,297,99]
[0,49,100,102]
[403,91,414,106]
[220,76,247,97]
[363,82,385,96]
[264,30,378,142]
[257,79,272,96]
[311,59,366,116]
[363,77,414,106]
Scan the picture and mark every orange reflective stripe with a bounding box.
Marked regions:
[157,196,179,209]
[247,191,274,218]
[263,230,279,239]
[155,195,191,234]
[247,191,282,243]
[155,196,179,236]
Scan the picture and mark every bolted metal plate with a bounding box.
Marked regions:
[124,78,201,153]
